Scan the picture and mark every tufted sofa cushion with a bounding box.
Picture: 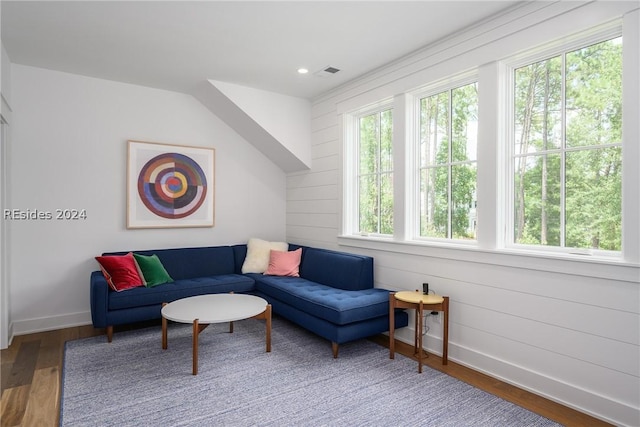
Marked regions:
[108,274,255,310]
[251,274,391,325]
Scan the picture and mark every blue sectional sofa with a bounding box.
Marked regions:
[90,244,408,357]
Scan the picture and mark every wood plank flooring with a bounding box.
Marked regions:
[1,325,102,426]
[1,322,612,427]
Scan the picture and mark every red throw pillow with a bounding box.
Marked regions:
[95,252,145,291]
[263,248,302,277]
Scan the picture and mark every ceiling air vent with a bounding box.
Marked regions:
[314,66,341,77]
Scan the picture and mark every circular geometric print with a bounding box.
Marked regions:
[137,153,207,219]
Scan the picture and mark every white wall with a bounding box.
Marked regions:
[288,2,639,426]
[1,43,11,107]
[9,64,286,335]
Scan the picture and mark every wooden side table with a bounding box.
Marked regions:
[389,290,449,373]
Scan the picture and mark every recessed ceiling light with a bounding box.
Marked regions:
[297,68,309,74]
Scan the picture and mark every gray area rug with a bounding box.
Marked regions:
[61,316,561,426]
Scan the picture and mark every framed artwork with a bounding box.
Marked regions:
[127,140,215,229]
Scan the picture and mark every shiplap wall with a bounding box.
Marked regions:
[287,2,640,426]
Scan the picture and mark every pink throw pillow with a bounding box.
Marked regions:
[263,248,302,277]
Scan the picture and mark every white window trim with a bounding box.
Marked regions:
[338,13,640,269]
[337,233,638,281]
[408,73,479,244]
[342,99,394,238]
[621,9,640,265]
[502,23,624,259]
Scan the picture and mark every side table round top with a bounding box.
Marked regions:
[394,290,444,305]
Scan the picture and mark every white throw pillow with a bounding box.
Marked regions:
[241,238,288,273]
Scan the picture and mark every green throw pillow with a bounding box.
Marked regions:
[133,253,173,287]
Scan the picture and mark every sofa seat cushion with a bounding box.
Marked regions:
[251,274,391,325]
[108,274,255,310]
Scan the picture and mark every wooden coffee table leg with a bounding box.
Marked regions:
[162,303,168,350]
[193,319,199,375]
[265,304,272,352]
[229,291,234,333]
[162,317,168,349]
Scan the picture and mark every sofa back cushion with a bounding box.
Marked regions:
[103,246,235,280]
[298,247,373,291]
[232,245,248,274]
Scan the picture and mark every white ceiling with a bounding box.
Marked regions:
[1,1,522,100]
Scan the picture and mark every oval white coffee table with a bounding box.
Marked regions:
[161,293,272,375]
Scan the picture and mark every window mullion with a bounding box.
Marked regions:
[377,112,382,234]
[560,52,567,248]
[448,89,453,239]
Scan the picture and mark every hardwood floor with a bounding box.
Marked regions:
[1,325,103,426]
[1,322,612,427]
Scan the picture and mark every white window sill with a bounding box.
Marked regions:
[337,235,640,283]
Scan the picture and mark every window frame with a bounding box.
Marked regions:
[502,25,624,257]
[410,74,479,244]
[343,100,395,238]
[338,16,637,267]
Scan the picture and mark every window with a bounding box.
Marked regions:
[417,82,478,240]
[357,108,393,235]
[341,19,634,265]
[511,36,622,252]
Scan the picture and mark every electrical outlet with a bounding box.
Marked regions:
[431,311,441,323]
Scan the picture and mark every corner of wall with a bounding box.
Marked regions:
[0,40,12,350]
[192,80,311,173]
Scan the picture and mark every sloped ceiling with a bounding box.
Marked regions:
[194,80,311,172]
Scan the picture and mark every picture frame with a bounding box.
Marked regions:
[127,140,215,229]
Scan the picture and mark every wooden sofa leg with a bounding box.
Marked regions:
[332,342,339,358]
[106,326,113,343]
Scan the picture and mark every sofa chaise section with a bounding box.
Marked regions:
[249,245,409,357]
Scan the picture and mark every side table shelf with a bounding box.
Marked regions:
[389,290,449,373]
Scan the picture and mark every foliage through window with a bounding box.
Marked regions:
[512,37,622,251]
[418,82,478,240]
[358,109,393,235]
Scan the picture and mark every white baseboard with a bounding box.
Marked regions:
[392,328,636,427]
[1,321,14,349]
[12,311,92,336]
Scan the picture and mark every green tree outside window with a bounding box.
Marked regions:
[358,109,393,235]
[419,82,478,240]
[514,37,622,251]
